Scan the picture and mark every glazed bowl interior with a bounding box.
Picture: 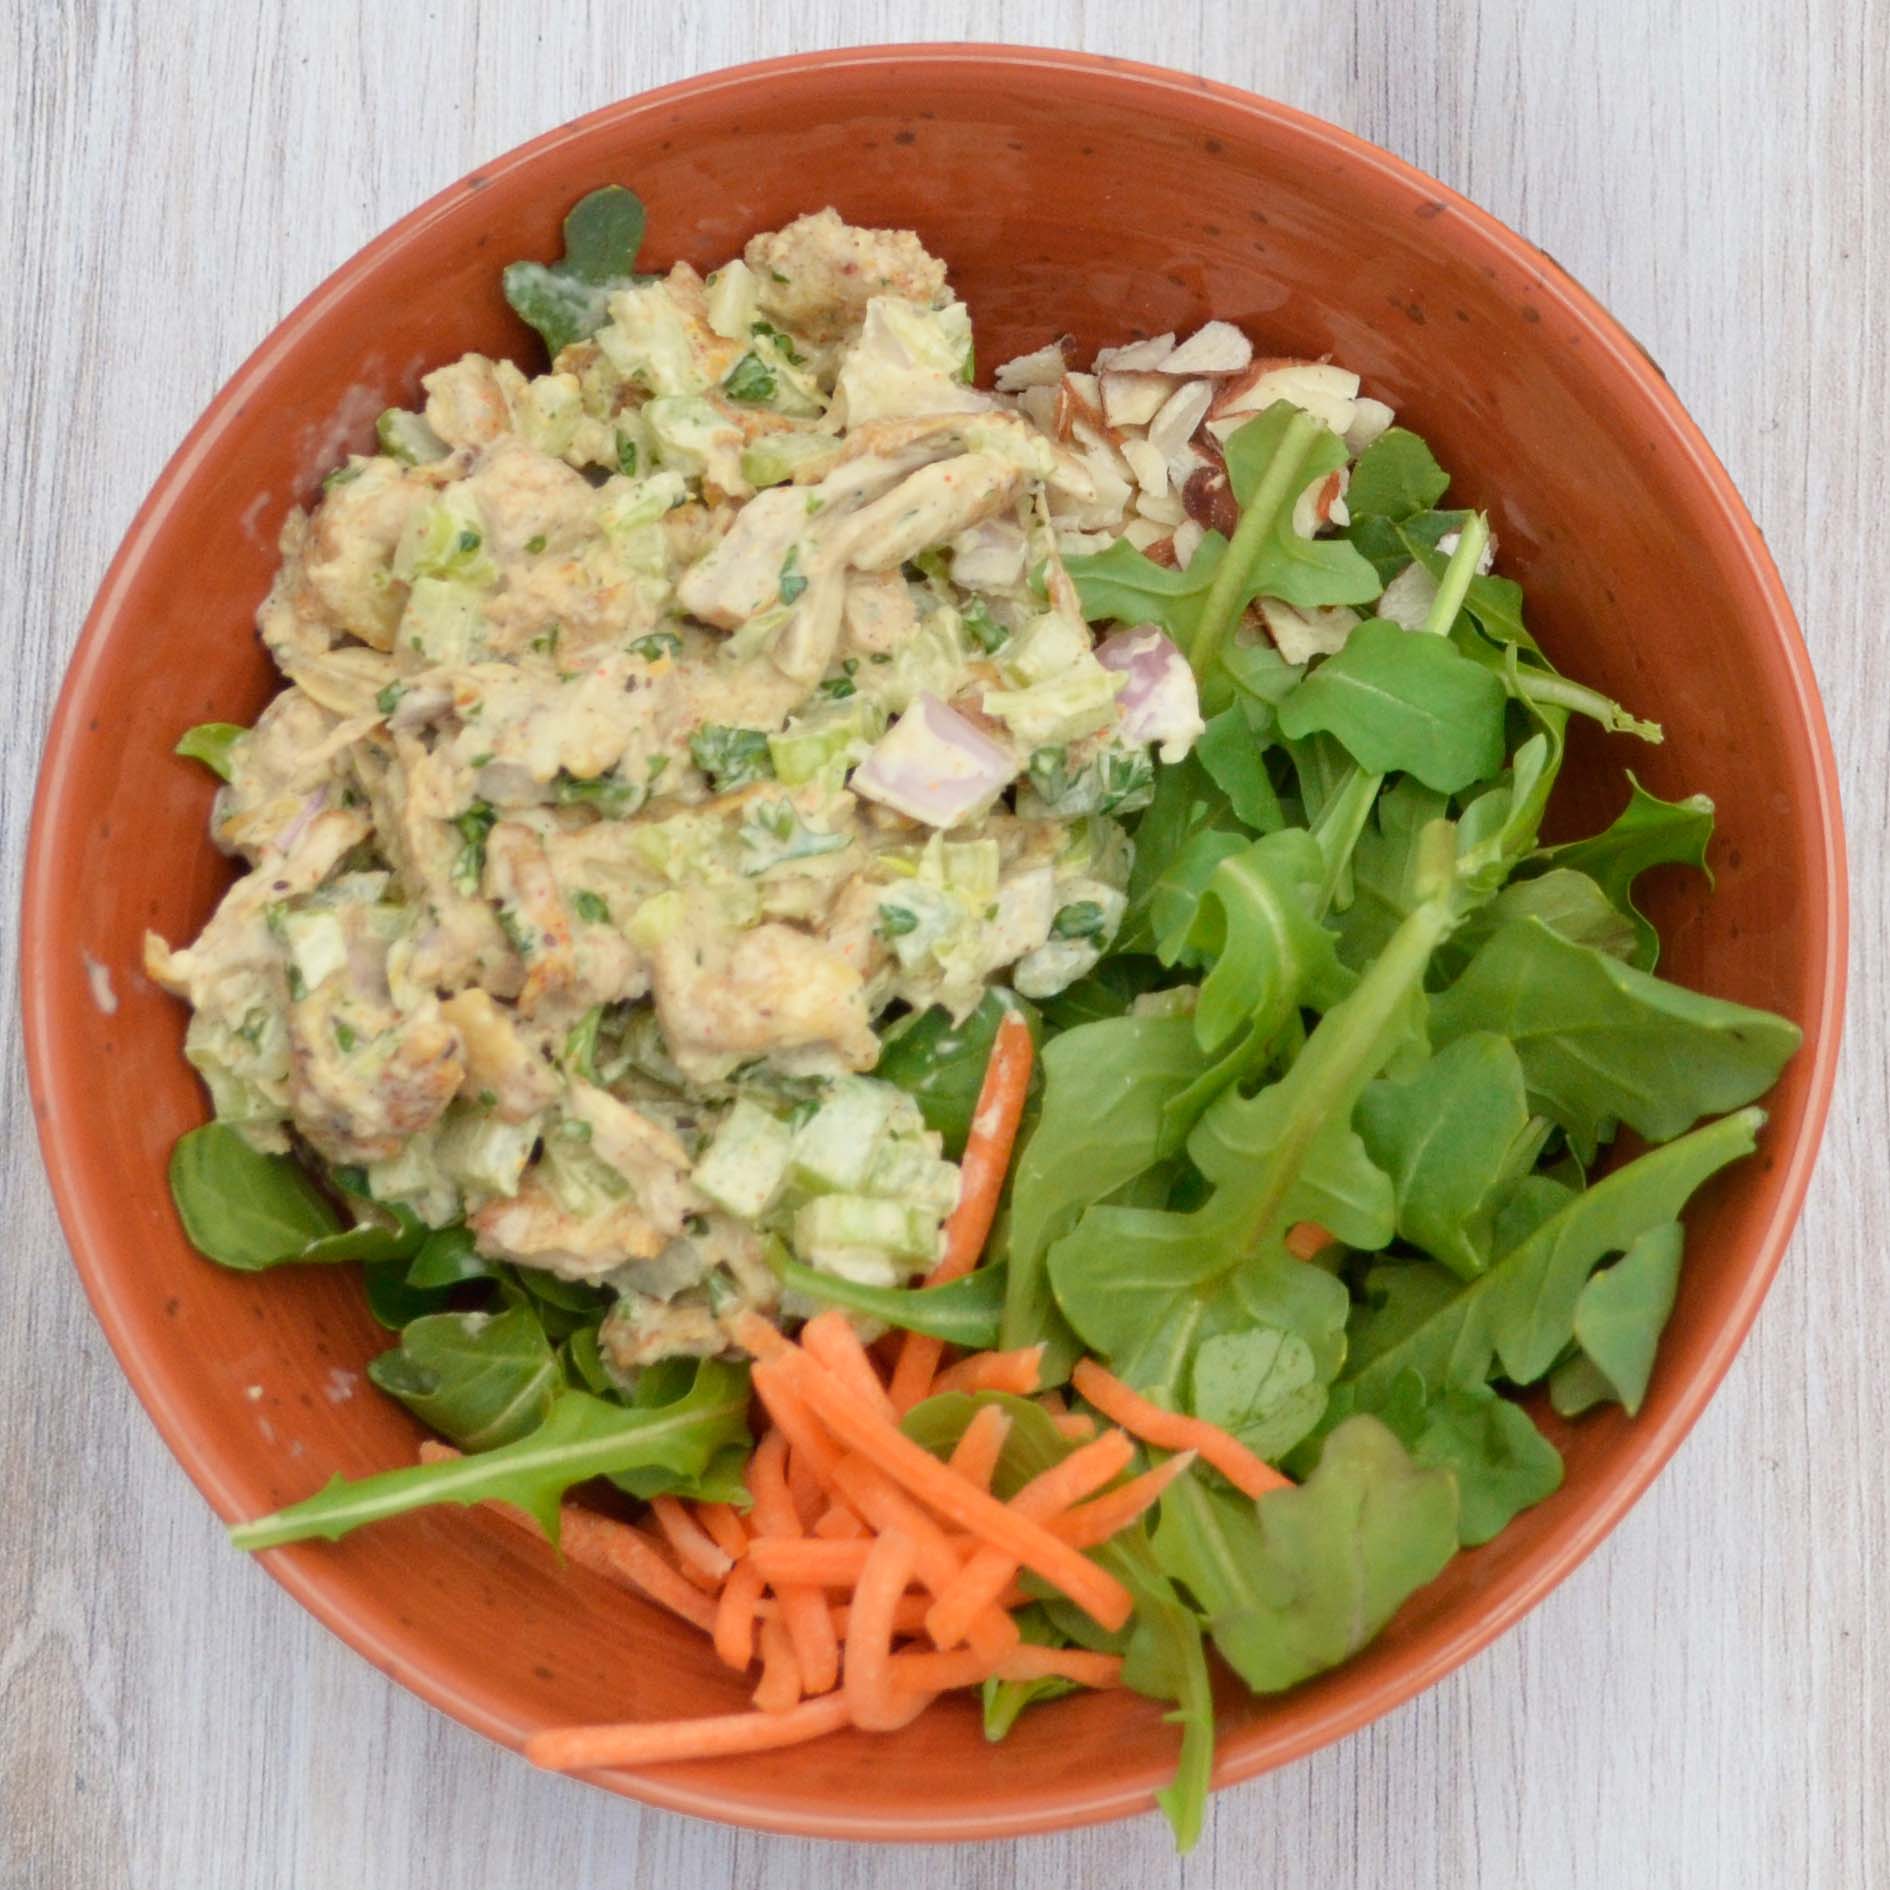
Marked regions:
[23,46,1844,1842]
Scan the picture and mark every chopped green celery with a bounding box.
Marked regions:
[184,1012,286,1133]
[540,1124,632,1216]
[597,467,688,538]
[873,880,963,968]
[1001,611,1094,687]
[768,698,884,785]
[644,395,740,481]
[392,485,496,586]
[400,577,485,666]
[983,664,1123,748]
[862,611,970,713]
[377,408,449,465]
[513,374,584,458]
[366,1129,461,1228]
[936,837,1001,905]
[693,1098,796,1218]
[596,280,707,396]
[627,889,687,948]
[863,1135,961,1219]
[795,1194,939,1262]
[788,1079,904,1194]
[435,1107,541,1200]
[278,910,347,995]
[704,260,761,339]
[741,430,845,489]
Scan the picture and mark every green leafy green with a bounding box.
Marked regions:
[367,1305,560,1451]
[1189,1326,1326,1461]
[1431,917,1802,1157]
[1064,533,1226,646]
[230,1365,750,1550]
[1152,1416,1458,1692]
[174,722,246,780]
[1275,619,1508,794]
[1567,1220,1685,1415]
[1345,427,1451,520]
[1194,706,1285,833]
[777,1255,1005,1347]
[1530,774,1715,969]
[502,185,647,361]
[875,988,1040,1158]
[169,1124,344,1270]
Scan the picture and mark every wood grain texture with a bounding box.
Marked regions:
[2,1,1881,1884]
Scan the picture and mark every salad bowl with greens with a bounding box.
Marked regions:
[28,48,1842,1847]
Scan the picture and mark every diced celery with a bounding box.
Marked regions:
[741,430,845,489]
[794,1194,939,1261]
[693,1098,796,1219]
[937,837,1001,905]
[864,1136,962,1220]
[768,699,884,786]
[645,395,742,484]
[399,577,485,666]
[788,1079,902,1194]
[1000,611,1094,687]
[368,1128,462,1228]
[704,260,761,339]
[377,407,449,465]
[392,486,496,586]
[598,281,706,397]
[513,374,583,458]
[983,664,1123,748]
[278,910,347,995]
[436,1107,541,1200]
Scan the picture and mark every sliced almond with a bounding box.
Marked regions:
[1212,359,1360,436]
[1100,371,1172,429]
[1122,516,1168,551]
[1016,384,1059,433]
[1056,526,1119,557]
[1171,518,1206,568]
[994,341,1070,392]
[1135,490,1186,527]
[1377,560,1438,630]
[1095,332,1176,372]
[1290,467,1350,539]
[1260,599,1362,664]
[1162,320,1254,377]
[1146,379,1215,462]
[1344,395,1397,455]
[1120,436,1170,498]
[1437,526,1498,573]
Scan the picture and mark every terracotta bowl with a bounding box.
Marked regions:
[23,45,1846,1842]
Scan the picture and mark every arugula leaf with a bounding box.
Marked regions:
[1275,619,1508,794]
[1431,917,1802,1157]
[1220,404,1384,610]
[367,1305,560,1451]
[1193,706,1284,833]
[174,721,246,780]
[169,1124,344,1270]
[1152,1417,1458,1692]
[229,1368,751,1550]
[1356,1032,1547,1280]
[1301,1370,1563,1546]
[502,185,647,362]
[1529,773,1715,970]
[403,1224,498,1289]
[1189,1326,1326,1461]
[1566,1220,1685,1415]
[1142,830,1248,962]
[1064,533,1226,646]
[875,988,1041,1158]
[1345,428,1451,521]
[982,1604,1080,1739]
[1442,867,1638,974]
[777,1255,1005,1347]
[1343,1105,1765,1400]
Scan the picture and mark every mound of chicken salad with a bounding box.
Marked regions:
[165,190,1799,1846]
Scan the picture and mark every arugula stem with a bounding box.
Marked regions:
[1309,766,1384,914]
[1504,667,1663,742]
[1190,408,1324,679]
[1420,511,1490,636]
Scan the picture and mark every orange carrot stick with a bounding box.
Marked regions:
[752,1615,804,1714]
[694,1502,750,1564]
[785,1443,825,1530]
[1054,1450,1197,1549]
[651,1495,734,1585]
[1285,1220,1337,1261]
[527,1692,855,1772]
[890,1010,1035,1411]
[750,1360,844,1481]
[745,1538,875,1586]
[1071,1360,1291,1501]
[931,1345,1045,1398]
[813,1502,867,1540]
[831,1591,931,1641]
[747,1430,840,1695]
[925,1431,1135,1649]
[946,1403,1012,1491]
[828,1455,969,1598]
[844,1529,921,1732]
[713,1559,766,1670]
[417,1441,716,1633]
[1050,1412,1098,1441]
[802,1308,898,1419]
[758,1338,1132,1632]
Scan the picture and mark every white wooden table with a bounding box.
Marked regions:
[4,4,1882,1885]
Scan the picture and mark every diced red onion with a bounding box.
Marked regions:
[850,694,1017,827]
[274,787,330,855]
[1095,627,1204,761]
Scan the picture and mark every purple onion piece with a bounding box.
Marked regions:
[850,693,1017,828]
[1095,627,1205,760]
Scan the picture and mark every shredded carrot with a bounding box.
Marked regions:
[802,1308,898,1419]
[750,1359,844,1481]
[844,1528,921,1731]
[964,1605,1023,1661]
[888,1644,1126,1694]
[1055,1450,1197,1549]
[650,1495,733,1585]
[694,1501,750,1564]
[1050,1411,1099,1441]
[828,1455,970,1599]
[1072,1360,1291,1500]
[713,1559,766,1671]
[417,1441,716,1632]
[785,1443,825,1530]
[945,1403,1012,1491]
[889,1010,1036,1411]
[831,1592,931,1640]
[752,1615,804,1714]
[745,1537,875,1586]
[765,1339,1133,1631]
[1285,1219,1337,1261]
[931,1345,1046,1398]
[527,1691,857,1772]
[924,1430,1135,1649]
[813,1502,867,1540]
[748,1430,840,1694]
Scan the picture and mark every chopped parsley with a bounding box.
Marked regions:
[572,889,612,924]
[875,904,920,940]
[690,724,776,791]
[332,1018,359,1052]
[722,352,777,404]
[961,597,1008,653]
[1051,900,1108,942]
[450,800,497,893]
[525,533,547,555]
[615,429,639,476]
[374,682,405,715]
[555,771,642,818]
[750,318,805,365]
[778,545,808,606]
[630,630,682,662]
